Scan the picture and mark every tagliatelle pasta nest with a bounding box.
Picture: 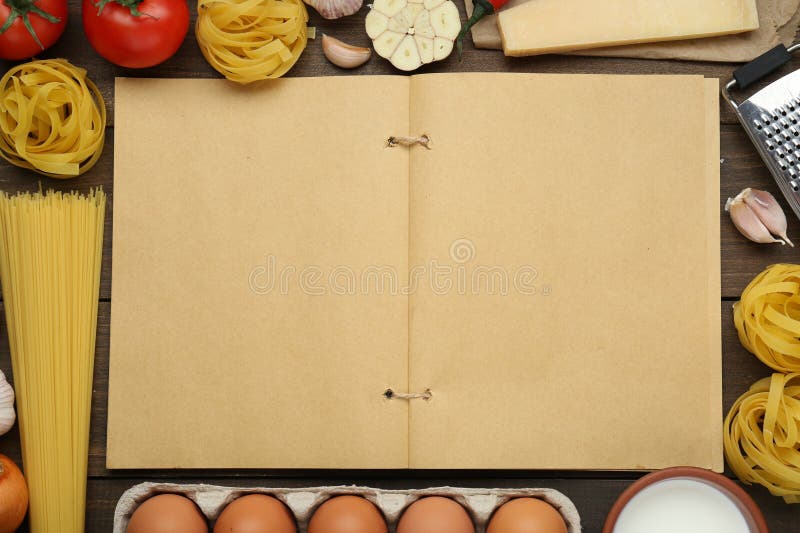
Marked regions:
[734,263,800,372]
[724,373,800,503]
[196,0,310,83]
[0,59,106,178]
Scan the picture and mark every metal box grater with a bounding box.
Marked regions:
[724,43,800,220]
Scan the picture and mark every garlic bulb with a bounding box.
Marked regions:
[366,0,461,71]
[0,370,15,436]
[725,188,794,246]
[304,0,362,19]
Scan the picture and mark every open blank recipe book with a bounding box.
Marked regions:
[108,73,722,470]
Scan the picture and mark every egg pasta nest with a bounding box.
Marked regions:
[734,263,800,372]
[724,372,800,503]
[0,59,106,178]
[196,0,310,83]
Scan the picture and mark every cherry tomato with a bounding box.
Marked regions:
[82,0,189,68]
[0,0,67,60]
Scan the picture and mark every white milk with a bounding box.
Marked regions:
[613,478,751,533]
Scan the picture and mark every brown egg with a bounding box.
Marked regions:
[397,497,475,533]
[213,494,296,533]
[307,496,388,533]
[127,494,208,533]
[486,498,568,533]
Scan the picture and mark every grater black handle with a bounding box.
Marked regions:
[733,45,792,90]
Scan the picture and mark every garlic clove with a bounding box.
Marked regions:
[433,36,454,61]
[373,30,405,59]
[365,10,390,39]
[390,34,423,71]
[0,370,15,436]
[374,0,406,17]
[413,10,436,39]
[304,0,362,19]
[321,35,372,69]
[424,0,444,9]
[429,1,460,40]
[415,35,434,63]
[742,188,794,247]
[726,195,786,245]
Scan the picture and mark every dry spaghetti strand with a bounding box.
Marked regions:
[0,189,106,532]
[196,0,309,83]
[724,373,800,503]
[733,263,800,372]
[0,59,106,178]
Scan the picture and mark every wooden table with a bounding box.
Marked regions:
[1,1,800,530]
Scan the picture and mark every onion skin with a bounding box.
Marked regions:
[0,454,27,533]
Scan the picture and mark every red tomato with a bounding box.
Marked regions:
[82,0,189,68]
[0,0,67,60]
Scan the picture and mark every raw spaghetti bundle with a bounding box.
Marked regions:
[0,59,106,178]
[733,263,800,372]
[196,0,311,83]
[724,373,800,503]
[0,189,106,532]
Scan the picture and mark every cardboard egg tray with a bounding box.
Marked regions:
[114,483,582,533]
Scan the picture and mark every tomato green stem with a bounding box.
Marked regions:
[0,0,61,50]
[93,0,155,18]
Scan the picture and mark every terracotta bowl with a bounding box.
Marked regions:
[602,466,768,533]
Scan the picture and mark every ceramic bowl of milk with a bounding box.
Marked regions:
[603,466,768,533]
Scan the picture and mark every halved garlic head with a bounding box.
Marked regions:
[366,0,461,71]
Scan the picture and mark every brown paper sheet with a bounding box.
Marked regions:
[407,74,721,470]
[109,74,721,470]
[466,0,800,62]
[108,77,412,469]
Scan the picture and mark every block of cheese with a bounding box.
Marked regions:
[498,0,759,57]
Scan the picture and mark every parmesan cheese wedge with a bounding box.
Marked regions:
[498,0,759,57]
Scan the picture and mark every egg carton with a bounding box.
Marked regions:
[114,483,582,533]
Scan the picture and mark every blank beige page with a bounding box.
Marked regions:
[109,77,410,469]
[407,73,721,470]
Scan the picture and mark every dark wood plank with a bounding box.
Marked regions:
[720,126,800,297]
